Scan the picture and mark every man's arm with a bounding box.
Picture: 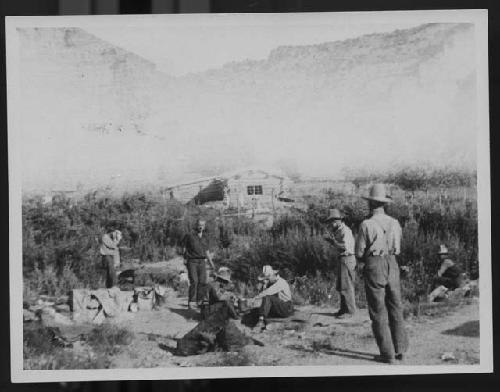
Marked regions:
[255,281,280,299]
[206,250,215,269]
[355,223,367,259]
[102,234,118,250]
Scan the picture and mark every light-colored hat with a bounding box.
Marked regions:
[258,265,278,281]
[326,208,343,221]
[362,183,393,203]
[438,244,449,255]
[215,267,232,282]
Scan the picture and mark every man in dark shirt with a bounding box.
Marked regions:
[204,267,239,320]
[182,219,215,309]
[435,245,465,290]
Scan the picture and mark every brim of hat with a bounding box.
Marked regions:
[437,251,449,255]
[362,195,393,203]
[326,216,342,221]
[215,275,231,282]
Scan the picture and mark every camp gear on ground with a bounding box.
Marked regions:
[71,288,134,322]
[362,183,393,203]
[238,298,249,313]
[135,287,155,311]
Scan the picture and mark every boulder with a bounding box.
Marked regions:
[23,309,38,322]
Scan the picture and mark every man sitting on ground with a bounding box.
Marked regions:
[203,267,239,320]
[254,265,294,331]
[429,245,468,302]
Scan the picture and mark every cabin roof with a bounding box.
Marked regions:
[165,166,287,190]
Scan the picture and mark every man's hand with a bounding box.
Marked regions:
[400,266,410,273]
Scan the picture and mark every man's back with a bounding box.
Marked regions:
[356,211,402,258]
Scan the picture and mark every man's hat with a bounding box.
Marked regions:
[362,183,393,203]
[437,244,449,255]
[258,265,278,281]
[215,267,232,282]
[326,208,343,222]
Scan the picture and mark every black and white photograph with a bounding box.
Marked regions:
[6,10,491,382]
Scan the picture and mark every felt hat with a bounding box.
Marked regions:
[326,208,343,221]
[362,183,393,203]
[215,267,232,282]
[258,265,278,281]
[438,244,449,255]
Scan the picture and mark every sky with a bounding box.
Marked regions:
[12,14,479,192]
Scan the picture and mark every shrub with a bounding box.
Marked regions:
[85,324,134,356]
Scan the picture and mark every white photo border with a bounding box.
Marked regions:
[6,9,492,383]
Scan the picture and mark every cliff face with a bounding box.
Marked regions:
[17,23,477,191]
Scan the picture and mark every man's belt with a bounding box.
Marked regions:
[368,250,396,256]
[187,257,207,261]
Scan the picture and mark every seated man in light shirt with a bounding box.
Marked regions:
[254,265,294,331]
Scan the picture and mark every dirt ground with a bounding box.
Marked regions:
[97,294,480,368]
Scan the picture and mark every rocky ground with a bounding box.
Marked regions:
[28,292,479,369]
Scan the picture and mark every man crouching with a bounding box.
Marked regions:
[254,265,294,331]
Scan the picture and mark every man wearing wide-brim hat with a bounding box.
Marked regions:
[435,245,466,291]
[253,265,293,331]
[323,208,357,319]
[204,267,239,320]
[355,183,408,364]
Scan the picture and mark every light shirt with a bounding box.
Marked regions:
[326,222,355,256]
[100,233,120,267]
[256,276,292,302]
[355,209,402,259]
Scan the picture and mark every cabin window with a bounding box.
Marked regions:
[247,185,263,195]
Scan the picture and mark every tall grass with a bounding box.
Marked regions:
[22,176,478,307]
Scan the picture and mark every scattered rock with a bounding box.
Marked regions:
[55,304,71,313]
[441,352,456,362]
[23,309,38,322]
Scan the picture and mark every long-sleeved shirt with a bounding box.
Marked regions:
[437,259,462,279]
[256,276,292,302]
[100,233,120,266]
[325,222,355,256]
[183,232,210,260]
[355,209,402,259]
[207,281,236,304]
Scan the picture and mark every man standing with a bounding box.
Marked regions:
[324,208,357,319]
[254,265,294,331]
[100,226,122,288]
[355,184,408,364]
[182,219,215,309]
